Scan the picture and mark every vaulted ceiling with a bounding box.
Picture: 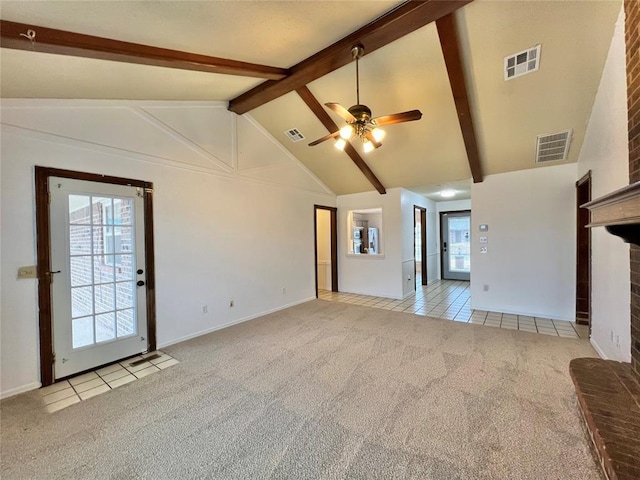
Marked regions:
[0,0,621,198]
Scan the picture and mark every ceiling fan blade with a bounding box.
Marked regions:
[365,131,382,149]
[372,109,422,126]
[325,102,357,122]
[308,130,341,146]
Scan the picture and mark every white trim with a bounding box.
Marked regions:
[590,338,607,359]
[1,382,41,400]
[158,297,316,349]
[0,99,229,108]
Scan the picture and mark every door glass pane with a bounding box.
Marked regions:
[95,226,113,255]
[69,195,91,224]
[115,255,134,281]
[116,281,134,309]
[72,316,94,348]
[95,284,115,314]
[448,216,470,273]
[72,286,93,318]
[114,198,133,225]
[116,227,133,254]
[70,256,93,287]
[117,309,136,337]
[92,197,113,225]
[69,226,92,255]
[95,312,116,343]
[94,255,115,284]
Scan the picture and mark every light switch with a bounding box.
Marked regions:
[479,236,488,243]
[480,246,488,254]
[17,265,37,279]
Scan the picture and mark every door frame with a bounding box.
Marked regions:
[576,170,592,329]
[314,205,338,296]
[414,205,427,289]
[439,210,471,281]
[35,166,157,386]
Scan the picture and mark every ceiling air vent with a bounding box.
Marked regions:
[284,128,305,143]
[535,129,572,163]
[504,44,541,80]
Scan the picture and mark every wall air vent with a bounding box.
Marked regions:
[535,129,572,163]
[284,128,305,143]
[504,44,541,80]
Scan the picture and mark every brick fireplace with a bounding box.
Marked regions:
[626,0,640,378]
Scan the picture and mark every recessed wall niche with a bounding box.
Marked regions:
[347,208,383,255]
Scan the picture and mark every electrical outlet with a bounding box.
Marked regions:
[407,275,411,281]
[17,265,37,279]
[483,284,489,292]
[229,299,234,308]
[201,305,208,314]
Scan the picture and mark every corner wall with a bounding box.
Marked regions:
[471,164,577,320]
[577,5,630,361]
[0,101,335,398]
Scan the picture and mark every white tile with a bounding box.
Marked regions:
[501,324,518,330]
[42,387,77,405]
[73,377,106,394]
[558,331,579,338]
[134,366,160,379]
[46,394,80,413]
[101,368,130,383]
[68,371,98,386]
[108,374,137,388]
[78,384,111,400]
[39,381,71,396]
[96,363,125,376]
[539,330,558,336]
[156,358,179,369]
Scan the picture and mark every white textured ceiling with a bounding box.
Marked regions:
[0,0,622,196]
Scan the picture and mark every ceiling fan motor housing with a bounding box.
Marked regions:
[348,104,372,123]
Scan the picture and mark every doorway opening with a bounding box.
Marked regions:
[576,171,591,332]
[35,167,156,386]
[314,205,338,297]
[414,206,427,289]
[440,210,471,281]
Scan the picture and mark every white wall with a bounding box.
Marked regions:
[435,199,472,279]
[316,209,332,290]
[0,100,335,398]
[401,190,437,295]
[577,6,630,361]
[337,189,403,298]
[471,164,577,320]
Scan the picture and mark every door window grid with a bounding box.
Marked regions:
[68,195,136,349]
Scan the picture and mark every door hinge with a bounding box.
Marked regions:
[52,353,56,364]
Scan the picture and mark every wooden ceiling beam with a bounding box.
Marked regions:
[296,86,386,195]
[0,20,289,80]
[436,13,483,183]
[229,0,472,115]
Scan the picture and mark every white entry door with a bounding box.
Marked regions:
[442,211,471,281]
[50,177,148,378]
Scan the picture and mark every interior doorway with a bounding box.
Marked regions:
[314,205,338,297]
[576,171,591,331]
[440,210,471,281]
[414,206,427,289]
[35,167,156,386]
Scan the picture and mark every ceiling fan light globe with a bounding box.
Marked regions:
[339,125,354,140]
[371,128,385,142]
[334,138,347,151]
[363,140,375,153]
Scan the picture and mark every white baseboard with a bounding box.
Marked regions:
[158,297,315,349]
[590,338,608,360]
[1,381,41,400]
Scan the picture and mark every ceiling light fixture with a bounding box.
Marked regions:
[308,44,422,153]
[440,189,456,198]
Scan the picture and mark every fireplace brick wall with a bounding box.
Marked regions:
[626,0,640,376]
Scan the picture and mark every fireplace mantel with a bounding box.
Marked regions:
[583,181,640,246]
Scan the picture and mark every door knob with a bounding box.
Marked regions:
[137,269,144,275]
[136,280,145,287]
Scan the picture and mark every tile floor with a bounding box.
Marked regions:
[40,350,179,413]
[319,279,589,339]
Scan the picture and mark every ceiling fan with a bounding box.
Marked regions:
[308,44,422,153]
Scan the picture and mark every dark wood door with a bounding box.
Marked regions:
[576,172,591,328]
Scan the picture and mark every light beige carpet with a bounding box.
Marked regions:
[1,300,600,479]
